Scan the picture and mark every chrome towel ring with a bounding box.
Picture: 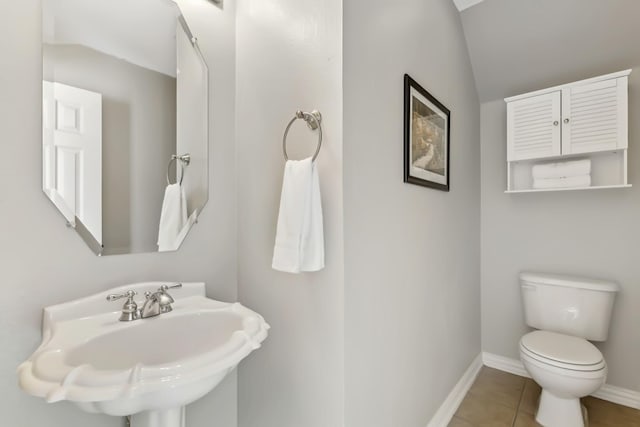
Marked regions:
[167,153,191,185]
[282,110,323,162]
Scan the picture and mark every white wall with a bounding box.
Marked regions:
[0,0,238,425]
[343,0,481,425]
[480,69,640,392]
[235,0,344,426]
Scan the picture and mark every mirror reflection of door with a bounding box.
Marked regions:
[42,81,103,245]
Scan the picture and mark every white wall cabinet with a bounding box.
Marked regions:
[505,70,631,192]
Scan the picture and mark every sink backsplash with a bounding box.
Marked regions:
[44,282,205,326]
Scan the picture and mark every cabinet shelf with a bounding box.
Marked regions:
[505,184,632,194]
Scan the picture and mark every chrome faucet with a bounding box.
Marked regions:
[107,283,182,321]
[140,291,161,318]
[140,283,182,318]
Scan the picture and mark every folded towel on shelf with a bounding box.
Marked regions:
[272,157,324,273]
[533,175,592,190]
[157,183,188,252]
[532,159,591,179]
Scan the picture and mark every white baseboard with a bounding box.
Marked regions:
[426,353,483,427]
[592,384,640,410]
[482,352,530,378]
[482,352,640,410]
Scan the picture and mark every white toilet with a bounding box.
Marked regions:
[519,272,619,427]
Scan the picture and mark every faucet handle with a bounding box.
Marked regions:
[159,283,182,292]
[155,283,182,313]
[106,289,137,302]
[106,290,139,322]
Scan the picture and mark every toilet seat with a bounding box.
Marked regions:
[520,331,605,372]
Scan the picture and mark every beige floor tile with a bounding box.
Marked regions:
[448,416,475,427]
[454,392,516,427]
[513,412,543,427]
[468,367,526,409]
[518,379,541,415]
[453,367,640,427]
[582,396,640,427]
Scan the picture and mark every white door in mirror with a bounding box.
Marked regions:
[17,282,269,427]
[42,81,102,244]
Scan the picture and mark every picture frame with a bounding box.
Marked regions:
[403,74,450,191]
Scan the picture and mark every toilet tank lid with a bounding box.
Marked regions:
[520,272,620,292]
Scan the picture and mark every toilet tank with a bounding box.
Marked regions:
[520,272,619,341]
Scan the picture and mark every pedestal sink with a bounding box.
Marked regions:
[17,282,269,427]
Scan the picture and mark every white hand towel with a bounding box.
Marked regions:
[272,158,324,273]
[533,175,591,190]
[532,159,591,179]
[157,183,188,252]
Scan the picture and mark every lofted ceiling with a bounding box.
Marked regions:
[452,0,484,12]
[459,0,640,102]
[43,0,180,77]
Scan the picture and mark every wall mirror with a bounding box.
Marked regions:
[42,0,209,256]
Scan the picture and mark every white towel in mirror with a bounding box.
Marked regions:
[157,184,187,252]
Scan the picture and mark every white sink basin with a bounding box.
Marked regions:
[17,282,269,427]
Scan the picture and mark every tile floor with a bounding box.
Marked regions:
[449,367,640,427]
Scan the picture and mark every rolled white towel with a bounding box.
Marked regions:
[533,175,591,190]
[532,159,591,179]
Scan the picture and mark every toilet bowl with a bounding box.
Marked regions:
[518,272,619,427]
[520,330,606,427]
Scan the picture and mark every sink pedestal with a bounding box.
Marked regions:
[131,407,185,427]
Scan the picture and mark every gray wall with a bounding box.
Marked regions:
[235,0,344,426]
[43,43,176,253]
[462,0,640,395]
[343,0,481,425]
[0,0,238,425]
[480,68,640,392]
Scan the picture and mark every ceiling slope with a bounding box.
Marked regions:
[453,0,485,12]
[460,0,640,102]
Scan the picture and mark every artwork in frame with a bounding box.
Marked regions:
[403,74,450,191]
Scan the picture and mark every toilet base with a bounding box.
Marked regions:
[536,389,585,427]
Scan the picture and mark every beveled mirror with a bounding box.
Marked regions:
[42,0,208,256]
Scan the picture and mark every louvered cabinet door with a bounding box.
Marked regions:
[507,91,561,161]
[562,77,628,155]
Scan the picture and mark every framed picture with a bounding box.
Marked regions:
[403,74,450,191]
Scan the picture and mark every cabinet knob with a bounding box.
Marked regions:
[564,118,570,124]
[553,121,559,126]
